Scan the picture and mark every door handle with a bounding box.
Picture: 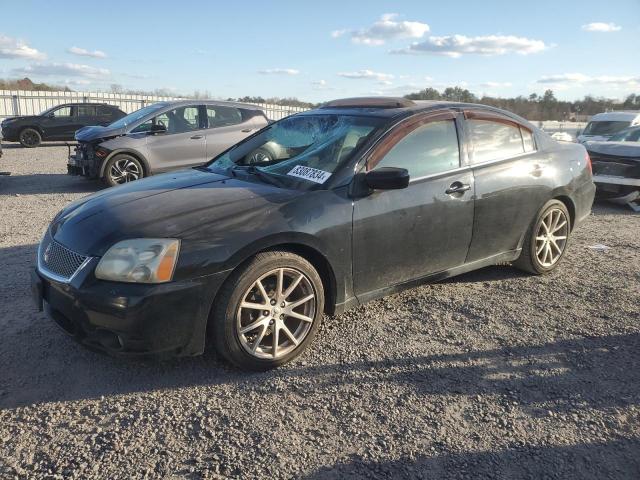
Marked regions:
[445,182,471,195]
[241,128,253,133]
[190,135,203,139]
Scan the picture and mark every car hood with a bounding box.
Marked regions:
[50,168,303,256]
[585,141,640,160]
[2,115,39,123]
[75,124,126,142]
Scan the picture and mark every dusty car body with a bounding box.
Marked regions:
[68,100,269,186]
[586,132,640,211]
[33,97,595,370]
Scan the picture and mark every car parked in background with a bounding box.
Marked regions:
[0,103,126,147]
[577,111,640,144]
[585,125,640,210]
[68,100,269,186]
[33,97,595,370]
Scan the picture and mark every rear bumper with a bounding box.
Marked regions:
[32,265,229,357]
[573,179,596,227]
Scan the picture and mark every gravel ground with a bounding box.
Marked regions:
[0,143,639,480]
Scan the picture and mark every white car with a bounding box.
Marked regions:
[578,111,640,143]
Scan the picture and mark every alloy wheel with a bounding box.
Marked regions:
[110,158,141,184]
[20,130,40,147]
[535,208,568,267]
[236,267,316,359]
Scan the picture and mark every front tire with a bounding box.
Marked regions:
[19,128,41,148]
[514,199,571,274]
[103,154,144,187]
[212,251,324,371]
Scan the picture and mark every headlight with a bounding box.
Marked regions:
[95,238,180,283]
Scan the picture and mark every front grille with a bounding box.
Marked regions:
[39,235,89,280]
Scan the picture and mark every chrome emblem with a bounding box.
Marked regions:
[43,243,52,263]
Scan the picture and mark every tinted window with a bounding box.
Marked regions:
[206,106,243,128]
[468,119,524,163]
[77,105,97,116]
[52,106,72,117]
[583,121,630,136]
[98,105,115,115]
[374,120,460,177]
[609,127,640,142]
[155,106,200,134]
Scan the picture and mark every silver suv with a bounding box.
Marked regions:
[68,100,269,186]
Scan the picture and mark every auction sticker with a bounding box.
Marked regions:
[287,165,332,184]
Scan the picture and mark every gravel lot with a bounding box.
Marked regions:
[0,143,639,479]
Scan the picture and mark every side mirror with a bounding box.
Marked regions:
[149,123,167,135]
[365,167,410,190]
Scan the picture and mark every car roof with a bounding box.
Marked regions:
[151,99,265,111]
[302,97,536,129]
[589,111,640,123]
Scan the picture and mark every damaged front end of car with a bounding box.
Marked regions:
[588,145,640,212]
[67,125,124,179]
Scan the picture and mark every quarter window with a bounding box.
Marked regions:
[521,127,535,152]
[77,105,97,116]
[206,106,243,128]
[373,120,460,178]
[468,119,527,163]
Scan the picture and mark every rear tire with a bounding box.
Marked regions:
[514,199,571,275]
[103,154,144,187]
[212,251,324,371]
[19,128,41,148]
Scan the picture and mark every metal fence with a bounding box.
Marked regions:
[0,90,308,121]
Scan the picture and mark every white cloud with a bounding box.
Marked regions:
[479,81,513,88]
[581,22,622,32]
[12,62,110,79]
[0,34,45,60]
[333,13,429,46]
[338,69,394,81]
[391,34,548,57]
[68,46,107,59]
[536,73,640,89]
[311,79,336,91]
[257,68,299,75]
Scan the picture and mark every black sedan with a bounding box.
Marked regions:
[31,97,595,370]
[1,103,126,147]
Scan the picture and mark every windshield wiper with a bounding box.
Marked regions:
[230,165,283,187]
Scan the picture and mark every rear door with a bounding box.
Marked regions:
[204,105,254,159]
[76,104,100,129]
[142,104,207,172]
[352,111,475,298]
[462,110,546,262]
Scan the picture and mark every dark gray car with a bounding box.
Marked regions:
[68,100,269,186]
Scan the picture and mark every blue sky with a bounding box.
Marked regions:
[1,0,638,102]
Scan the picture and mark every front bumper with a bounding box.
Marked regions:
[68,143,101,178]
[31,261,230,357]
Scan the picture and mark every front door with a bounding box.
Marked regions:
[352,112,475,299]
[144,105,207,172]
[41,105,77,139]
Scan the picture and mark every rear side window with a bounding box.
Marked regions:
[467,119,526,163]
[77,105,97,116]
[98,105,115,115]
[373,119,460,178]
[521,128,535,152]
[207,106,243,128]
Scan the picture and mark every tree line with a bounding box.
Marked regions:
[404,87,640,121]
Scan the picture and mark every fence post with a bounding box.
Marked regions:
[12,94,20,116]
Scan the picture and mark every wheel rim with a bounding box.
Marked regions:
[110,158,141,184]
[21,130,39,146]
[250,151,270,164]
[236,267,316,360]
[535,208,568,267]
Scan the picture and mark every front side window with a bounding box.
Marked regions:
[207,106,242,128]
[207,114,383,189]
[372,120,460,178]
[154,106,200,134]
[52,106,72,117]
[468,119,525,163]
[609,127,640,142]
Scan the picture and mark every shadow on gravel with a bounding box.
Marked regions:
[0,173,102,195]
[303,438,640,479]
[0,142,72,149]
[438,265,529,284]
